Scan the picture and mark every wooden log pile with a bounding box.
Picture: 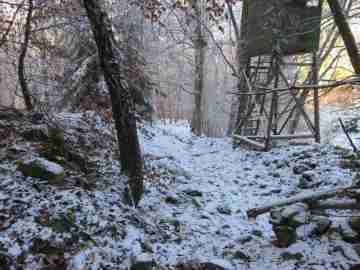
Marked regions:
[247,184,360,247]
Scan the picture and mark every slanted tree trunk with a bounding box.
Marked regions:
[191,0,206,136]
[83,0,144,206]
[327,0,360,74]
[18,0,33,111]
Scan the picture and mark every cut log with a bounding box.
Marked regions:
[233,135,265,151]
[311,199,360,210]
[247,185,356,218]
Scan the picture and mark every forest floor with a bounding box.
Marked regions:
[0,111,359,270]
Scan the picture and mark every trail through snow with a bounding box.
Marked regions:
[140,122,357,269]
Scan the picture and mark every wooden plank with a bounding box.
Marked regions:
[233,135,265,151]
[265,58,280,151]
[312,52,321,143]
[313,200,360,210]
[247,133,314,140]
[265,93,276,151]
[339,117,359,153]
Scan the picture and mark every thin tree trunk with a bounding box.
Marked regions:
[18,0,33,111]
[226,0,250,135]
[225,0,240,135]
[327,0,360,74]
[191,1,206,136]
[83,0,144,206]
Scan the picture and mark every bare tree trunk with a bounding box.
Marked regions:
[191,1,206,136]
[83,0,144,206]
[226,0,249,135]
[18,0,33,111]
[225,0,240,135]
[328,0,360,74]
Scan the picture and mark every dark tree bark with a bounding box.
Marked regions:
[18,0,33,111]
[83,0,144,206]
[327,0,360,74]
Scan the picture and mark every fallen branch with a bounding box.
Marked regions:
[339,117,359,153]
[247,185,356,218]
[233,135,265,151]
[192,150,220,157]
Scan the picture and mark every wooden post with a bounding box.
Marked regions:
[265,54,281,150]
[265,93,276,151]
[272,55,280,135]
[312,52,321,143]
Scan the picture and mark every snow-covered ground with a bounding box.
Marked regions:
[140,122,357,270]
[0,113,359,269]
[320,105,360,150]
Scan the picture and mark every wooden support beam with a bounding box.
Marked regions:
[265,93,276,151]
[339,117,359,153]
[277,68,317,135]
[312,52,321,143]
[233,135,265,151]
[247,133,314,140]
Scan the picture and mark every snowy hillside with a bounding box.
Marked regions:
[0,111,359,270]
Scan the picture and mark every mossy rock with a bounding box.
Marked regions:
[37,127,66,164]
[39,144,66,166]
[48,127,65,150]
[18,158,65,185]
[30,239,65,256]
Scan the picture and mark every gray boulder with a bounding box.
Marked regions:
[18,157,65,185]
